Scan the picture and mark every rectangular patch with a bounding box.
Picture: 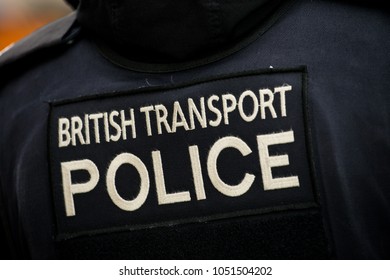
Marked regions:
[49,67,318,239]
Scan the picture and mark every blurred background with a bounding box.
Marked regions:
[0,0,72,50]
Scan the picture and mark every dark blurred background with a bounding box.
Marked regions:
[0,0,72,50]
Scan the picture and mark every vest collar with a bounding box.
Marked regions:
[77,0,288,65]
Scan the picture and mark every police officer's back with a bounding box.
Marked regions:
[0,0,389,259]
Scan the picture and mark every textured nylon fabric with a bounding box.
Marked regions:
[77,0,284,62]
[0,0,389,259]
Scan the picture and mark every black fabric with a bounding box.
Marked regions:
[76,0,388,64]
[93,1,293,73]
[65,0,79,9]
[57,209,329,259]
[77,0,285,63]
[0,199,12,259]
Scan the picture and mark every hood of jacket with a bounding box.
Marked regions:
[75,0,286,63]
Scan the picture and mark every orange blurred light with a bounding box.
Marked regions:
[0,2,72,51]
[0,20,49,50]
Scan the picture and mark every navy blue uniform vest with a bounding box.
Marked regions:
[0,1,389,259]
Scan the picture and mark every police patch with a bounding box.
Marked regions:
[49,67,320,240]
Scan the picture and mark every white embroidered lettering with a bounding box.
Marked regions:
[71,116,86,146]
[106,153,150,211]
[58,118,71,147]
[189,145,206,200]
[259,89,277,119]
[238,90,259,122]
[259,89,278,120]
[207,136,255,197]
[152,150,191,205]
[89,113,103,143]
[57,84,295,145]
[274,85,292,117]
[222,94,237,125]
[207,95,222,127]
[61,159,99,216]
[172,101,190,132]
[120,109,136,140]
[257,130,300,190]
[103,112,110,143]
[188,97,207,130]
[140,105,155,136]
[84,114,91,145]
[155,104,172,135]
[109,110,122,142]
